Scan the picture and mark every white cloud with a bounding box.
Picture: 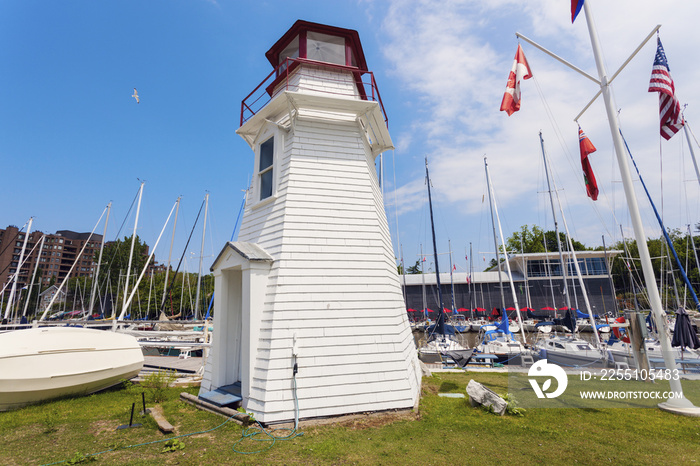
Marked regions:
[378,0,700,248]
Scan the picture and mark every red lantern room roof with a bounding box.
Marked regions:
[264,20,369,72]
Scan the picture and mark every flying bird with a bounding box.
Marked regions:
[132,88,139,104]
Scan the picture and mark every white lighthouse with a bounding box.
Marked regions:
[199,20,421,424]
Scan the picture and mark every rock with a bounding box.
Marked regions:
[466,379,507,416]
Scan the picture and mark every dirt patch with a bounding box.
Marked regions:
[422,384,439,396]
[187,432,215,440]
[90,420,114,436]
[335,410,418,430]
[267,408,418,431]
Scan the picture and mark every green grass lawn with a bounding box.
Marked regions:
[1,373,699,465]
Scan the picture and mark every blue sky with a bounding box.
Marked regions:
[2,0,700,274]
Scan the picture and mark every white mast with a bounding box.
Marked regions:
[89,202,110,316]
[484,157,527,342]
[448,240,456,312]
[162,196,181,310]
[581,1,697,414]
[194,193,209,320]
[122,181,145,319]
[541,132,602,346]
[119,199,178,320]
[682,121,700,188]
[420,244,427,316]
[40,208,106,321]
[4,217,33,321]
[539,132,572,311]
[23,235,45,319]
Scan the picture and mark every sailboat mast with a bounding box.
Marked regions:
[400,244,407,306]
[520,236,532,308]
[543,136,601,345]
[23,235,45,318]
[425,158,445,335]
[539,131,572,310]
[4,218,33,321]
[469,243,474,318]
[682,121,700,188]
[41,208,106,321]
[484,158,527,341]
[420,244,427,316]
[602,235,620,315]
[119,199,179,320]
[162,197,181,311]
[89,202,111,316]
[122,182,145,318]
[582,0,693,411]
[448,240,456,312]
[194,193,209,320]
[485,159,507,311]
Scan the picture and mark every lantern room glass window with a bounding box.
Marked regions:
[306,31,345,65]
[278,35,300,71]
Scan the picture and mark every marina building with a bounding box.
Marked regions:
[402,250,622,316]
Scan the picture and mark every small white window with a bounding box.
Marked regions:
[258,137,274,201]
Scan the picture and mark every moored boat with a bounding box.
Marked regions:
[0,327,144,411]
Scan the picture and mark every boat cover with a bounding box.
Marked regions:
[576,309,600,319]
[527,309,550,320]
[444,349,475,368]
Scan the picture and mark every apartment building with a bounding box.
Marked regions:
[0,225,164,292]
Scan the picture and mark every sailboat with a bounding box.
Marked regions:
[473,158,528,364]
[529,132,612,367]
[416,158,468,364]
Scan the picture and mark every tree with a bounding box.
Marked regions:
[506,224,546,254]
[506,225,587,255]
[406,260,422,274]
[96,235,151,310]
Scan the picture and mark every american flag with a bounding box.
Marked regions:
[648,37,683,140]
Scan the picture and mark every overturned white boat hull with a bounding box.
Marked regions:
[0,327,144,411]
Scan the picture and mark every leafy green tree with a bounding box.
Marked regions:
[406,260,421,274]
[506,225,587,254]
[95,235,150,311]
[506,225,546,254]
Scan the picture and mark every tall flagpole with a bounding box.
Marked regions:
[582,0,698,414]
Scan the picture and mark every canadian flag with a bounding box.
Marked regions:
[500,44,533,116]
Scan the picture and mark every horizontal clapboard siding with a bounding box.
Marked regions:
[230,87,418,423]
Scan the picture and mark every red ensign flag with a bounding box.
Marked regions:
[578,126,599,201]
[500,44,533,116]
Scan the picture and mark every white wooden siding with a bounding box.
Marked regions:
[216,77,418,423]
